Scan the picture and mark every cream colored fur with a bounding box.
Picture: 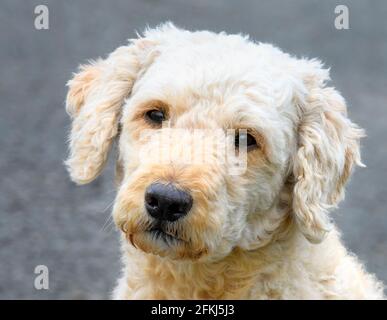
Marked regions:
[65,23,385,299]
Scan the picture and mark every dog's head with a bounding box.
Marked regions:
[65,23,364,261]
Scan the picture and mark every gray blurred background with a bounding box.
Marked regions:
[0,0,386,299]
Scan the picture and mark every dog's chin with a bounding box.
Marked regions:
[127,229,208,261]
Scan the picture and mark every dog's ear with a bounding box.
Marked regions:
[292,63,365,243]
[65,40,156,184]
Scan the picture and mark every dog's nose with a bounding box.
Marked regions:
[145,183,193,222]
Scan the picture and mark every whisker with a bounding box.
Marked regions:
[99,199,117,233]
[101,216,115,234]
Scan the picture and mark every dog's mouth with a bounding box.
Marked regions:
[146,225,184,246]
[123,221,208,260]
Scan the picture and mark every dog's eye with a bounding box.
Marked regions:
[235,131,258,151]
[145,110,166,125]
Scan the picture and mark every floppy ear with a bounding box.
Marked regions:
[292,72,365,243]
[65,41,155,184]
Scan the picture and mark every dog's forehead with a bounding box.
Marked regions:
[133,34,296,106]
[148,41,284,87]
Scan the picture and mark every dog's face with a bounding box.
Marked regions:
[65,24,364,261]
[113,52,292,260]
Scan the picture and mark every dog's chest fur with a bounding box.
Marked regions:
[113,230,384,299]
[117,247,267,299]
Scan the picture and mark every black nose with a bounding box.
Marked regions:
[145,183,193,222]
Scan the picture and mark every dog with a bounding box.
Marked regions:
[65,23,384,299]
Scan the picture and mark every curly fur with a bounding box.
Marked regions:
[65,23,385,299]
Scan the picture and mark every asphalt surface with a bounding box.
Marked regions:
[0,0,386,299]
